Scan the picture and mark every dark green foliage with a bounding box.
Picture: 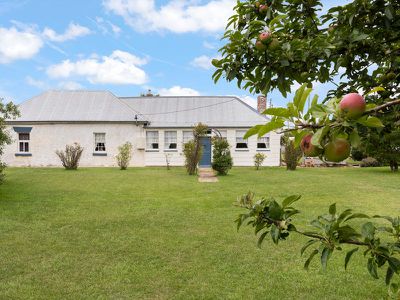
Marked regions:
[55,143,84,170]
[211,137,233,175]
[281,134,302,171]
[116,142,133,170]
[254,153,266,170]
[183,123,208,175]
[0,98,19,184]
[360,157,380,168]
[351,149,367,161]
[236,192,400,289]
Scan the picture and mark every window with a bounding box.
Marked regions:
[18,133,30,152]
[257,136,270,150]
[236,130,248,149]
[94,133,106,152]
[146,131,159,150]
[164,131,177,150]
[182,131,193,144]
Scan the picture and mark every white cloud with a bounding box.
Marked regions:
[46,50,148,85]
[90,17,122,36]
[203,41,217,49]
[159,86,200,96]
[26,76,48,89]
[58,81,84,90]
[190,55,220,70]
[0,27,43,63]
[103,0,235,33]
[43,22,91,42]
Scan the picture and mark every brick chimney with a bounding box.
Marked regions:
[257,95,266,113]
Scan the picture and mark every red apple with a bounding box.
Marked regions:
[259,4,268,14]
[255,40,267,51]
[259,31,272,44]
[339,93,366,119]
[300,134,322,157]
[324,138,351,162]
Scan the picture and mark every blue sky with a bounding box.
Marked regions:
[0,0,348,106]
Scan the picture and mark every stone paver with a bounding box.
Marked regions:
[198,167,218,183]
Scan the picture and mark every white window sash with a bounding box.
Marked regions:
[146,131,159,150]
[94,133,106,152]
[164,131,177,150]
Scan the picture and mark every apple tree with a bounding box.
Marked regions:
[212,0,400,296]
[0,98,19,183]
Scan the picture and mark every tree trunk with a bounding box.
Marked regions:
[389,160,398,172]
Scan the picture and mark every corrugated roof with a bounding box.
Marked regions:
[10,91,268,127]
[12,90,145,122]
[120,96,268,128]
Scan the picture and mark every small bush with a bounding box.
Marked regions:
[360,157,380,167]
[56,143,84,170]
[116,142,133,170]
[254,153,266,170]
[284,140,302,171]
[351,149,367,161]
[212,137,233,175]
[0,162,6,184]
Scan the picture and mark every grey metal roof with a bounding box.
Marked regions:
[120,96,268,128]
[11,90,145,123]
[9,91,268,127]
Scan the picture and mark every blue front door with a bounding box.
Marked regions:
[199,137,212,167]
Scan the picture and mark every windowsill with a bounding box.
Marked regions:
[15,153,32,157]
[93,152,107,156]
[145,149,159,152]
[235,149,249,152]
[257,149,271,152]
[164,150,178,152]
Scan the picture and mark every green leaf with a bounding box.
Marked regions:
[329,203,336,216]
[263,107,292,118]
[357,116,384,128]
[257,230,269,248]
[244,125,262,139]
[294,130,309,148]
[301,239,318,256]
[365,86,385,96]
[311,94,319,107]
[298,87,313,113]
[270,224,280,244]
[310,104,327,118]
[361,222,376,241]
[388,257,400,274]
[269,200,283,219]
[345,248,358,270]
[349,130,361,148]
[344,213,370,222]
[385,5,394,20]
[321,247,333,271]
[304,249,319,270]
[337,209,353,224]
[311,126,330,146]
[386,267,394,285]
[367,258,379,279]
[294,84,306,109]
[282,195,301,208]
[257,119,285,137]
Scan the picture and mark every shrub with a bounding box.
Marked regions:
[183,123,208,175]
[351,149,367,161]
[0,162,6,184]
[116,142,133,170]
[212,137,233,175]
[254,153,266,170]
[56,143,84,170]
[281,134,302,171]
[360,157,380,167]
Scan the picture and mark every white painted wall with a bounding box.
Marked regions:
[4,125,281,167]
[4,124,145,167]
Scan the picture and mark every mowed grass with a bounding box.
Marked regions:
[0,167,398,299]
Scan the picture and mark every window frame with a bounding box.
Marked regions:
[235,130,249,150]
[94,132,106,153]
[182,131,193,144]
[257,136,270,151]
[164,131,178,151]
[18,132,30,153]
[146,131,159,151]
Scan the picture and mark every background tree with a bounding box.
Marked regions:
[213,0,400,170]
[213,0,400,295]
[183,123,208,175]
[0,98,19,183]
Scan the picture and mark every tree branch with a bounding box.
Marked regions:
[364,98,400,115]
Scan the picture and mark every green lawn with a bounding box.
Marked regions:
[0,167,398,299]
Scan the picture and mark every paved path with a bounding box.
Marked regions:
[198,167,218,183]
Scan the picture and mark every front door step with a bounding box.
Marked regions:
[198,167,218,183]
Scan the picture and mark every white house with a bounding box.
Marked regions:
[4,90,281,167]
